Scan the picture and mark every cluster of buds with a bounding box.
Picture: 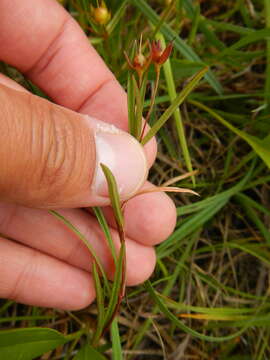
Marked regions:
[90,1,111,26]
[125,38,173,80]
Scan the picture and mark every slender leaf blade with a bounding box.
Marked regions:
[141,67,208,145]
[100,164,124,229]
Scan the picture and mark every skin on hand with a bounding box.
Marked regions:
[0,0,176,310]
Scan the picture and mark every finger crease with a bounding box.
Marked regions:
[24,17,70,78]
[76,77,115,113]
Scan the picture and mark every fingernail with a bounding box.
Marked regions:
[86,117,148,200]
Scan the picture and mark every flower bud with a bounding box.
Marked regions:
[133,53,147,70]
[90,1,111,25]
[151,40,173,66]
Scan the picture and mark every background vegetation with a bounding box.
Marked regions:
[1,0,270,358]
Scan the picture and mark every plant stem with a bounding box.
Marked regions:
[140,67,160,141]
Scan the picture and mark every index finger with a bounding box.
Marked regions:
[0,0,156,162]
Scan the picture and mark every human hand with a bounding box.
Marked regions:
[0,0,176,310]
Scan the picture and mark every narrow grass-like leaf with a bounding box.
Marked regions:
[236,194,270,245]
[141,67,208,145]
[106,0,128,35]
[73,344,106,360]
[218,28,270,57]
[205,18,254,35]
[182,0,226,50]
[127,72,136,137]
[162,297,261,315]
[91,262,105,346]
[100,164,124,229]
[103,243,126,328]
[158,198,228,259]
[157,32,195,184]
[100,164,126,333]
[111,318,123,360]
[179,313,248,321]
[189,100,270,169]
[187,3,200,45]
[130,0,222,94]
[145,281,251,342]
[159,164,255,258]
[236,193,270,217]
[132,232,199,350]
[93,207,117,265]
[49,210,110,293]
[132,75,143,140]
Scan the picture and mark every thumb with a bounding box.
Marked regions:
[0,84,147,208]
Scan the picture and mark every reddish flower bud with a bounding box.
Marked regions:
[151,40,173,66]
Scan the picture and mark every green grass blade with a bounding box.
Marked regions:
[106,0,128,35]
[91,262,105,346]
[111,318,123,360]
[159,163,255,258]
[206,18,255,35]
[145,281,250,342]
[218,28,270,57]
[141,67,208,145]
[127,72,136,137]
[93,207,117,266]
[189,100,270,169]
[235,194,270,245]
[156,32,195,184]
[158,198,228,259]
[187,3,200,46]
[100,164,124,229]
[132,75,143,140]
[103,243,126,327]
[49,210,110,293]
[130,0,222,94]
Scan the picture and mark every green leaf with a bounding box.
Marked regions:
[159,164,255,259]
[73,344,107,360]
[93,207,117,265]
[130,0,222,94]
[49,210,110,293]
[145,281,250,342]
[156,32,195,184]
[218,28,270,57]
[132,75,143,140]
[0,328,69,360]
[91,261,106,345]
[141,67,208,145]
[100,164,124,229]
[111,318,123,360]
[104,243,126,327]
[189,100,270,169]
[106,0,128,35]
[127,71,136,137]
